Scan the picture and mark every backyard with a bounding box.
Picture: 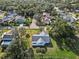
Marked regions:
[25,29,77,59]
[34,39,77,59]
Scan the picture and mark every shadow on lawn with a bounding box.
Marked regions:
[55,35,79,56]
[47,41,53,47]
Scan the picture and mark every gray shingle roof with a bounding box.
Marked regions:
[32,35,50,43]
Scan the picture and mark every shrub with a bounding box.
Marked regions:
[26,33,30,38]
[36,47,41,53]
[40,48,46,54]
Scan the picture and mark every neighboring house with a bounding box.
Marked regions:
[56,7,78,23]
[42,12,51,24]
[1,32,13,49]
[32,31,51,46]
[63,15,75,22]
[7,13,16,18]
[59,11,76,23]
[15,15,25,24]
[1,12,16,22]
[2,16,13,22]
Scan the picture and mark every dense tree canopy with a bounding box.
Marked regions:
[2,28,34,59]
[50,16,75,38]
[0,0,78,18]
[49,16,79,52]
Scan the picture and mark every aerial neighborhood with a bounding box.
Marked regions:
[0,0,79,59]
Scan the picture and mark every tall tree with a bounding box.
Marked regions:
[49,16,75,49]
[3,28,34,59]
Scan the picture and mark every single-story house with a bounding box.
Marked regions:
[1,32,13,49]
[2,16,13,22]
[59,12,76,23]
[65,15,76,23]
[15,15,25,24]
[32,32,51,46]
[0,11,17,23]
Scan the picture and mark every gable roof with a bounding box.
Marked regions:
[32,33,50,46]
[37,37,45,44]
[2,31,13,41]
[3,35,13,41]
[1,32,13,47]
[32,35,50,43]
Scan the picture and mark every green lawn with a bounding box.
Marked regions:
[0,29,10,36]
[26,29,40,48]
[45,40,76,59]
[25,29,78,59]
[34,39,77,59]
